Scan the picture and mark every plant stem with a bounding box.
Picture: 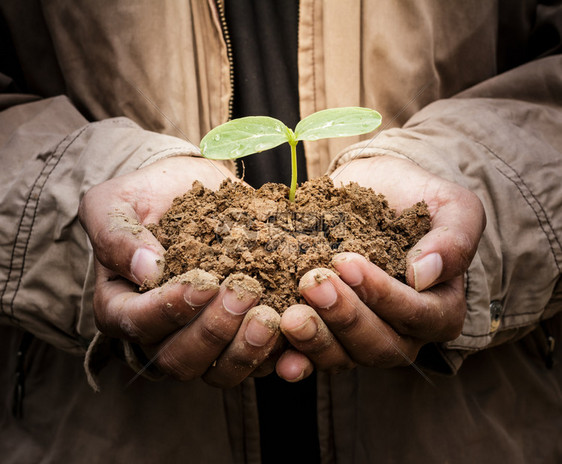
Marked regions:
[289,140,298,202]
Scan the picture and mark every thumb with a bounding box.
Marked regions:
[130,243,165,286]
[406,193,485,291]
[79,187,165,287]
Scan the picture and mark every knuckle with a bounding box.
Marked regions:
[466,190,485,225]
[109,294,152,343]
[301,339,333,359]
[159,300,191,327]
[454,231,477,269]
[199,323,234,350]
[78,187,97,224]
[92,287,124,337]
[325,359,356,375]
[371,277,392,308]
[223,352,263,372]
[90,228,116,267]
[156,350,197,382]
[118,312,150,344]
[251,360,276,378]
[92,291,110,331]
[330,308,360,334]
[442,300,467,341]
[397,305,426,335]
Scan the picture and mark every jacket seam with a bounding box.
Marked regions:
[459,305,544,338]
[311,0,317,112]
[451,320,540,347]
[0,125,89,323]
[471,138,562,272]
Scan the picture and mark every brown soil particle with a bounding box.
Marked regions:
[166,269,220,291]
[224,273,263,300]
[146,176,431,313]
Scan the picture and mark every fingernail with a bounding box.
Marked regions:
[290,317,318,342]
[131,248,163,284]
[223,287,255,315]
[332,254,363,287]
[184,285,219,308]
[245,318,275,347]
[413,252,443,291]
[300,270,338,309]
[286,369,306,383]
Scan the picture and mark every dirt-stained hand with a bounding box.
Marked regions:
[276,155,485,381]
[79,156,281,387]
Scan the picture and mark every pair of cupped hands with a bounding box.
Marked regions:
[79,155,485,388]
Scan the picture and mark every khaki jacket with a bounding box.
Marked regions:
[1,1,561,462]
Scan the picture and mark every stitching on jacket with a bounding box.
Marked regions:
[454,315,542,340]
[472,139,562,273]
[0,126,89,323]
[312,0,317,112]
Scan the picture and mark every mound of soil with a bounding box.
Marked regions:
[146,176,430,312]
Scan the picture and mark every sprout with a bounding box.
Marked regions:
[200,107,382,202]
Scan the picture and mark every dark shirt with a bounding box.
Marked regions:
[225,1,320,463]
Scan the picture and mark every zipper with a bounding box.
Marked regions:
[214,0,240,178]
[215,0,234,122]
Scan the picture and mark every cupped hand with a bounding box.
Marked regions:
[277,155,486,381]
[79,156,281,387]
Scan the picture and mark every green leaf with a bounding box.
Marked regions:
[294,107,382,142]
[200,116,290,160]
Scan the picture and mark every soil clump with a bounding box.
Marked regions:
[146,176,431,312]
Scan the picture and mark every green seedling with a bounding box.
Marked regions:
[200,107,382,202]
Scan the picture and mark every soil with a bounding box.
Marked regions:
[145,176,431,313]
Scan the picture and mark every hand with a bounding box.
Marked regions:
[276,155,486,381]
[79,156,281,387]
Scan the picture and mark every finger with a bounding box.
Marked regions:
[94,263,220,344]
[203,305,281,388]
[249,337,288,378]
[79,184,166,286]
[152,274,262,381]
[406,188,485,291]
[299,268,423,367]
[331,254,466,341]
[275,349,315,383]
[280,304,355,373]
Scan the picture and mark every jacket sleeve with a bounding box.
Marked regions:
[0,94,202,355]
[330,55,562,373]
